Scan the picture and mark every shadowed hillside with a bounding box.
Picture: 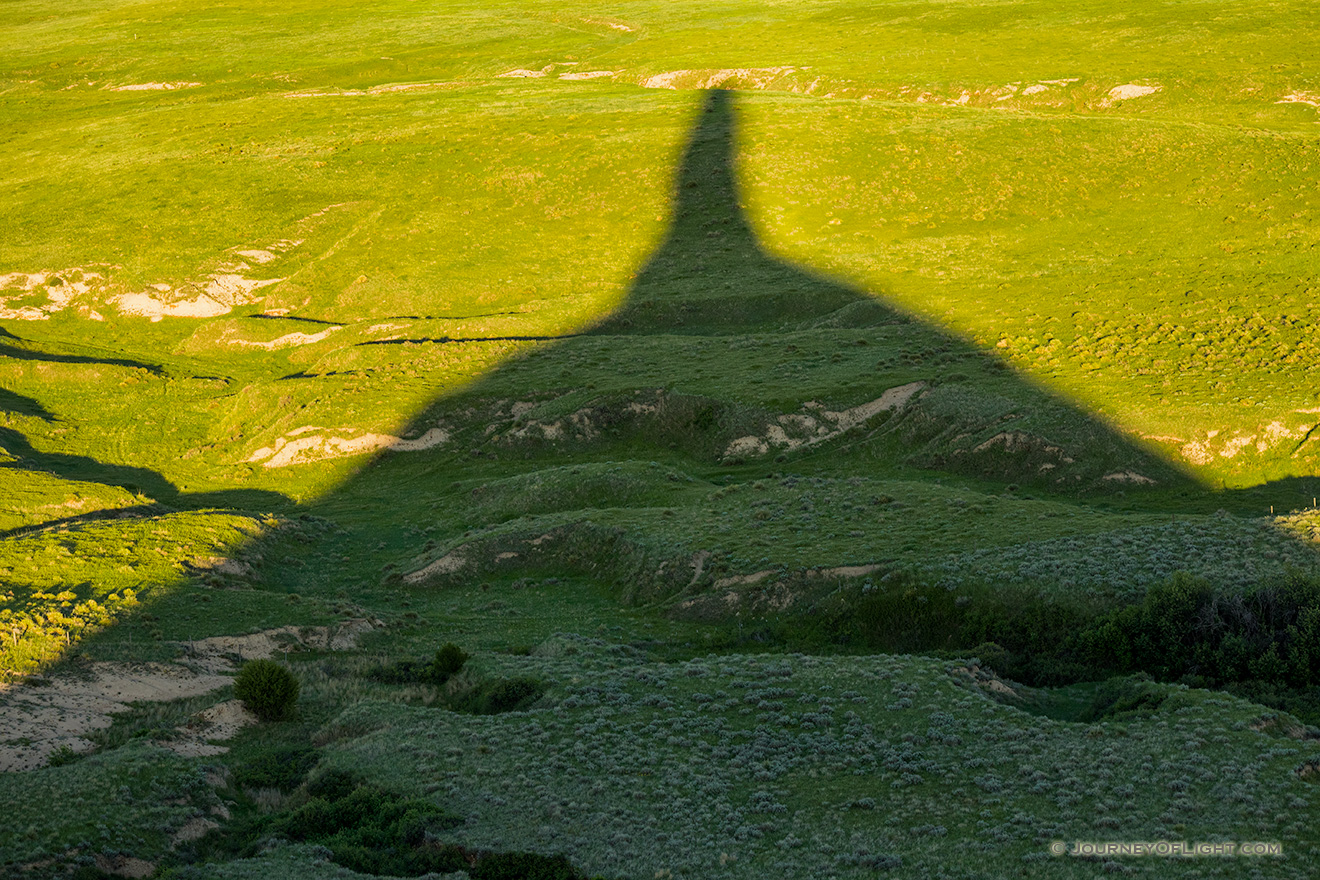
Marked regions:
[293,89,1272,608]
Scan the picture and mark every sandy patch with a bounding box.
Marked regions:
[1021,84,1047,96]
[497,69,549,79]
[245,425,450,467]
[640,67,795,90]
[0,619,381,772]
[0,267,108,320]
[505,408,597,444]
[725,436,770,458]
[94,855,157,877]
[1105,83,1160,104]
[164,700,259,758]
[284,81,453,98]
[235,249,278,264]
[183,619,381,672]
[814,564,884,579]
[109,82,201,91]
[115,274,283,320]
[687,550,711,589]
[1276,91,1320,107]
[115,291,232,320]
[722,382,925,461]
[390,427,451,451]
[951,664,1023,702]
[1178,419,1316,464]
[1101,470,1156,485]
[560,71,618,81]
[171,816,221,845]
[112,220,320,320]
[225,326,341,350]
[713,570,776,589]
[404,552,466,584]
[0,663,231,772]
[971,431,1072,462]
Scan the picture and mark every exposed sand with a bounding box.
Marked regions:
[723,381,926,460]
[1105,83,1161,104]
[109,82,201,91]
[112,222,319,320]
[713,570,776,589]
[640,67,795,90]
[0,663,232,771]
[1277,91,1320,107]
[0,268,107,320]
[1101,470,1156,485]
[560,71,618,81]
[1178,418,1317,465]
[0,620,380,771]
[245,425,450,467]
[225,326,342,350]
[284,82,456,98]
[404,551,466,584]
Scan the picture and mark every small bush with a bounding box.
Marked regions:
[46,744,84,767]
[1078,674,1167,722]
[452,677,545,715]
[431,642,469,683]
[233,659,300,721]
[370,642,470,686]
[306,768,365,802]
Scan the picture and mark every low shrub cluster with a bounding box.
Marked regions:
[371,642,469,686]
[230,746,318,793]
[766,570,1320,705]
[369,645,543,714]
[1074,572,1320,686]
[449,676,546,715]
[202,762,589,879]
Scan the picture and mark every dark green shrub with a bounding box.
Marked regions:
[430,642,469,683]
[233,659,300,721]
[1078,674,1167,722]
[472,851,579,880]
[306,768,364,802]
[370,658,430,684]
[231,745,317,792]
[271,783,465,876]
[369,642,469,686]
[46,744,83,767]
[451,677,545,715]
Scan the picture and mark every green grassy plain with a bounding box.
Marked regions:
[3,0,1320,877]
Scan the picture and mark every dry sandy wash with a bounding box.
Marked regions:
[0,619,379,771]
